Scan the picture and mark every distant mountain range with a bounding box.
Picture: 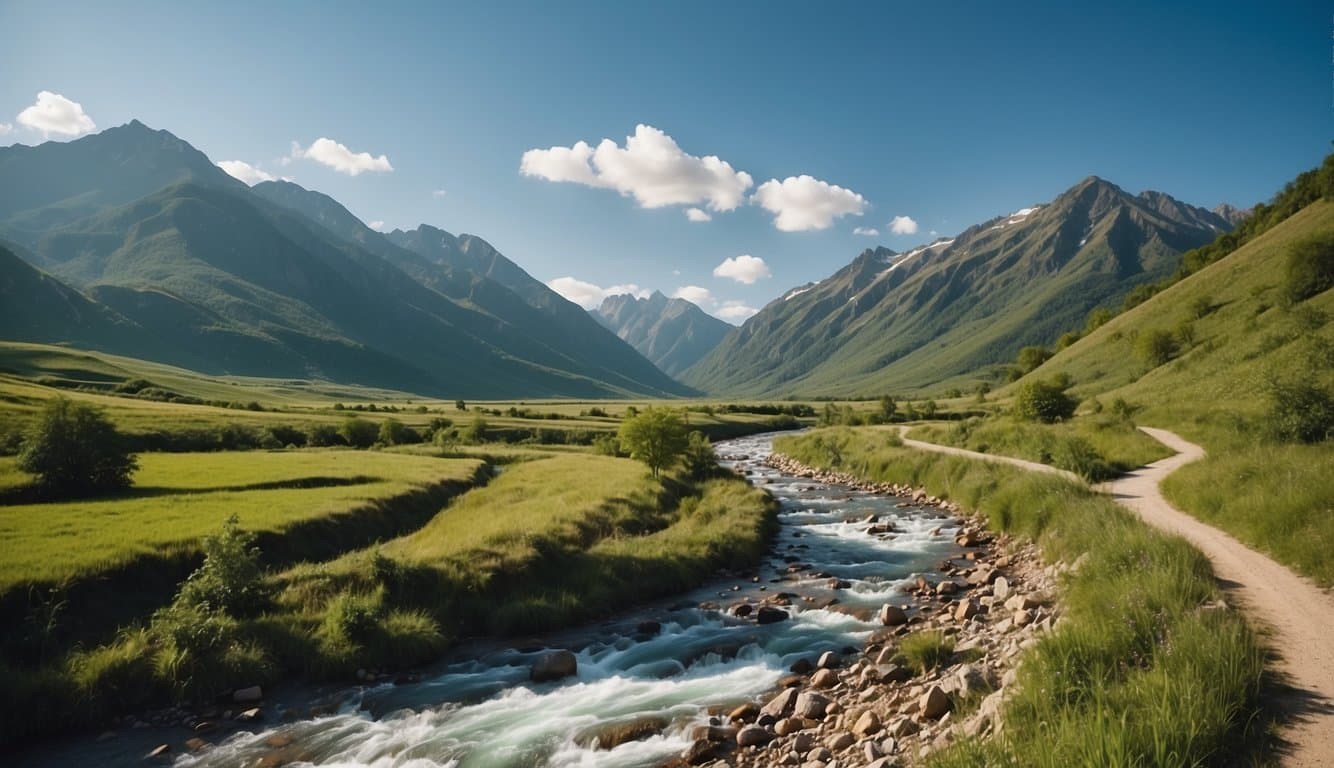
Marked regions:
[683,176,1236,396]
[593,291,732,376]
[0,121,691,398]
[0,121,1249,401]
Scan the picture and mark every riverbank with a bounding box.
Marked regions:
[771,427,1265,767]
[662,452,1063,767]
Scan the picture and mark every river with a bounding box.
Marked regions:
[30,431,961,768]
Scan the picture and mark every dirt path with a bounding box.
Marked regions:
[897,428,1082,483]
[902,425,1334,765]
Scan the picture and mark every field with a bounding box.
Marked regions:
[0,432,778,745]
[776,427,1265,766]
[0,451,484,593]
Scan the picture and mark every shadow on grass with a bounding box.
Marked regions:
[0,475,382,505]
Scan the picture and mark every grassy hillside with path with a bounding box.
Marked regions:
[775,427,1264,766]
[1018,200,1334,584]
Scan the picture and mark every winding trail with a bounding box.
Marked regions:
[901,425,1334,766]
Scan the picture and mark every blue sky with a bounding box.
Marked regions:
[2,1,1329,322]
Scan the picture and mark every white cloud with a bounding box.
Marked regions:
[752,175,867,232]
[16,91,96,137]
[713,254,771,284]
[717,301,759,324]
[368,220,386,231]
[890,215,919,235]
[521,125,753,214]
[547,277,648,309]
[292,137,393,176]
[853,226,880,236]
[672,285,714,306]
[217,160,276,186]
[685,207,712,222]
[929,229,939,237]
[0,123,11,136]
[432,189,447,198]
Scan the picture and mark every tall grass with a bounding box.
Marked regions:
[776,428,1265,767]
[908,414,1171,480]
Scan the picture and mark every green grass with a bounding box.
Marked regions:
[0,451,778,747]
[908,414,1172,479]
[897,630,956,675]
[0,450,483,594]
[1162,442,1334,586]
[1004,200,1334,586]
[776,427,1265,768]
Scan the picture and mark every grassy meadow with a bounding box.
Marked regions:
[0,359,783,747]
[776,427,1265,767]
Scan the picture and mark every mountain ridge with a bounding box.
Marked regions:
[593,291,732,376]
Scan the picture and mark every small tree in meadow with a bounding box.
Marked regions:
[1283,233,1334,305]
[1017,346,1053,374]
[617,407,689,477]
[1012,379,1078,423]
[19,397,137,495]
[339,417,379,448]
[1136,329,1178,367]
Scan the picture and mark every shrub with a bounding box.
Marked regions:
[321,591,385,652]
[1017,346,1053,374]
[176,515,267,616]
[377,418,413,446]
[1187,295,1214,319]
[1084,307,1114,333]
[682,431,717,479]
[618,407,689,477]
[1055,331,1081,350]
[1012,380,1078,423]
[307,424,344,447]
[1282,232,1334,304]
[592,433,621,456]
[339,417,379,448]
[1051,436,1113,481]
[1266,378,1334,443]
[1175,319,1196,347]
[461,415,489,444]
[1135,328,1178,367]
[265,424,307,447]
[18,397,137,495]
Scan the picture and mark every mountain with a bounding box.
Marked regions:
[0,120,244,241]
[251,182,690,396]
[593,291,732,376]
[683,176,1234,397]
[1212,203,1251,227]
[0,122,691,398]
[0,242,133,348]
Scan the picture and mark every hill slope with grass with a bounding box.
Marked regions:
[594,290,732,376]
[685,177,1232,397]
[1017,197,1334,584]
[0,122,691,399]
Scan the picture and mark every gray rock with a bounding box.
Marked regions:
[878,604,909,626]
[232,686,263,704]
[736,724,773,747]
[530,649,578,682]
[794,691,830,720]
[920,685,951,719]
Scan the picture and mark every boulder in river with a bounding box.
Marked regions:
[232,686,263,704]
[530,649,578,682]
[756,606,789,624]
[879,603,909,626]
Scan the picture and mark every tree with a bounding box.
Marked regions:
[307,423,344,447]
[1012,379,1078,423]
[18,397,137,494]
[339,417,379,448]
[1136,329,1178,367]
[1016,346,1053,374]
[455,399,467,411]
[1283,233,1334,304]
[617,407,689,477]
[878,395,898,423]
[1267,377,1334,443]
[377,418,413,446]
[682,431,717,479]
[1084,307,1114,334]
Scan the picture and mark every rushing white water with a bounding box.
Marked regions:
[28,432,960,768]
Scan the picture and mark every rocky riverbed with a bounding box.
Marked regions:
[660,454,1065,768]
